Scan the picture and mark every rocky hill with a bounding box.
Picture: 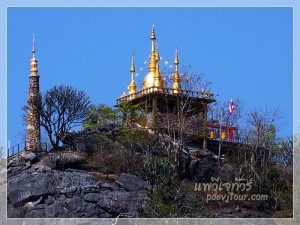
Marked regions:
[7,124,291,218]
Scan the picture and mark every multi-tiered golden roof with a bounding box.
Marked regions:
[116,24,216,150]
[116,24,214,104]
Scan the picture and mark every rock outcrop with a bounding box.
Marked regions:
[61,124,121,152]
[7,152,149,218]
[6,126,285,219]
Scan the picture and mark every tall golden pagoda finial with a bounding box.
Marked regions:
[130,50,135,75]
[148,24,157,73]
[30,34,38,76]
[153,42,163,89]
[172,46,181,93]
[128,51,137,96]
[174,45,179,66]
[143,24,159,89]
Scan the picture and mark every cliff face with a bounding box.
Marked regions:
[7,152,150,218]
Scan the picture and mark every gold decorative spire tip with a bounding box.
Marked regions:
[174,47,179,65]
[30,34,38,76]
[32,34,36,53]
[150,24,156,40]
[130,50,135,73]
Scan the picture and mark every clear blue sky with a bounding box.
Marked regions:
[7,7,293,147]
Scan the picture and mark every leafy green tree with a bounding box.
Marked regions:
[117,101,144,126]
[271,137,293,166]
[83,104,119,128]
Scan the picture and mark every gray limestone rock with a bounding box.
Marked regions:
[115,173,151,191]
[24,152,38,163]
[190,155,219,183]
[7,152,150,218]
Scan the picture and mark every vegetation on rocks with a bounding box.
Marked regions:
[15,83,294,218]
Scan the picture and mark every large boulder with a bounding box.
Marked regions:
[61,123,121,152]
[44,152,87,170]
[115,173,151,191]
[190,155,220,183]
[7,152,40,178]
[7,153,150,218]
[7,171,60,206]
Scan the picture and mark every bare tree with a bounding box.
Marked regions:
[159,66,214,167]
[209,99,244,129]
[245,107,281,147]
[24,85,91,150]
[236,107,282,190]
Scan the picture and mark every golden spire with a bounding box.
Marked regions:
[128,51,137,96]
[143,24,159,89]
[153,42,163,89]
[30,34,38,76]
[172,47,181,92]
[148,24,157,73]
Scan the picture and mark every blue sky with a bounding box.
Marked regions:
[7,7,293,148]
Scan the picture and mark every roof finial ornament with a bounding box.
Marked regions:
[130,50,135,78]
[174,45,179,66]
[147,24,157,74]
[153,41,163,89]
[150,24,156,42]
[32,33,36,58]
[128,51,137,96]
[30,33,38,76]
[172,46,181,92]
[155,41,159,58]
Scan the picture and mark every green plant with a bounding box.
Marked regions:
[137,156,176,186]
[83,103,119,128]
[139,157,200,217]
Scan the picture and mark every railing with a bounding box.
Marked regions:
[207,124,239,143]
[7,141,50,158]
[116,87,215,104]
[7,141,26,158]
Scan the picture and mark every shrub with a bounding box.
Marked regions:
[137,156,176,186]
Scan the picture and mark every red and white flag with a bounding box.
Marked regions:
[229,98,235,116]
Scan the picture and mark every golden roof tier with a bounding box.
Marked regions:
[116,24,215,105]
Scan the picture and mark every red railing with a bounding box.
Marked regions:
[207,124,239,142]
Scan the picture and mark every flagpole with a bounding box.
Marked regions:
[218,111,222,164]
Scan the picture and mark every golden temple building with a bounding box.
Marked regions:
[116,25,216,150]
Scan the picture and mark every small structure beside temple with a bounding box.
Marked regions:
[26,36,41,151]
[116,25,216,149]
